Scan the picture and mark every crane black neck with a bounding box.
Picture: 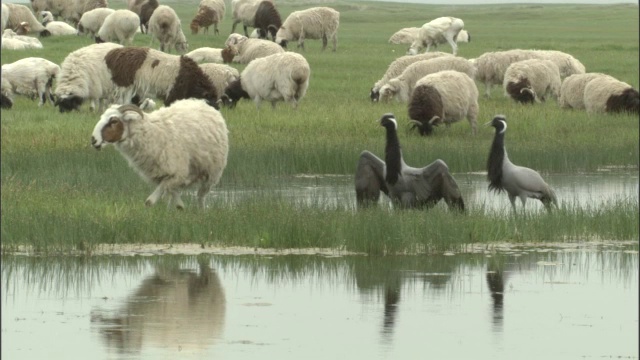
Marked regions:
[487,127,506,192]
[384,122,402,185]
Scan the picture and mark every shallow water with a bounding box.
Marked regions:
[212,171,639,214]
[2,244,638,359]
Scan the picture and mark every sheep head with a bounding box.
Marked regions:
[408,84,444,136]
[14,22,30,35]
[55,94,84,113]
[91,104,144,149]
[370,88,380,102]
[190,20,199,34]
[379,83,398,103]
[221,46,237,64]
[221,79,249,108]
[274,26,289,48]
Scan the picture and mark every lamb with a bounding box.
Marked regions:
[275,6,340,52]
[408,70,479,136]
[190,5,219,35]
[5,3,51,37]
[369,51,453,102]
[185,47,224,63]
[222,34,284,64]
[138,0,158,34]
[221,51,310,109]
[199,63,240,98]
[77,7,115,37]
[230,0,265,36]
[54,42,124,112]
[378,56,476,103]
[148,5,189,54]
[558,73,612,110]
[503,59,561,104]
[95,9,140,45]
[408,17,464,56]
[104,46,219,108]
[583,76,640,115]
[90,99,229,209]
[1,29,44,50]
[250,1,281,41]
[1,57,60,106]
[40,11,77,35]
[388,27,420,45]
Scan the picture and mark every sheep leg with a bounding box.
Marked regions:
[231,20,240,34]
[243,24,248,37]
[169,191,185,210]
[196,183,212,208]
[321,34,328,51]
[444,35,458,56]
[253,96,262,109]
[332,34,337,52]
[145,185,166,207]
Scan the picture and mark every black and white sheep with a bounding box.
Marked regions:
[503,59,561,104]
[275,7,340,52]
[77,7,115,37]
[249,1,281,41]
[5,3,50,37]
[1,57,60,106]
[2,29,44,50]
[408,17,464,56]
[148,5,189,54]
[40,11,77,35]
[185,47,224,63]
[54,42,123,112]
[230,0,265,36]
[369,51,453,102]
[378,56,476,103]
[558,73,611,110]
[138,0,158,34]
[104,46,219,108]
[408,70,479,136]
[190,5,219,35]
[221,51,310,109]
[95,9,139,45]
[90,99,229,209]
[583,76,640,115]
[221,34,284,64]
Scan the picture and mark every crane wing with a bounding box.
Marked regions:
[355,151,388,208]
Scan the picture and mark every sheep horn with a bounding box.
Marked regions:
[428,116,441,125]
[117,104,144,118]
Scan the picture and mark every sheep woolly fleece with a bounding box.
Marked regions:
[503,59,561,103]
[275,6,340,51]
[558,73,612,109]
[1,57,60,106]
[223,35,284,64]
[97,9,140,45]
[583,76,640,114]
[91,99,229,209]
[148,5,188,53]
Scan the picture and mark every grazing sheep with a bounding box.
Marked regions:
[95,9,139,45]
[1,3,9,32]
[138,0,158,34]
[1,57,60,106]
[104,46,219,108]
[55,42,124,112]
[77,7,115,37]
[230,0,265,36]
[90,99,229,209]
[503,59,561,104]
[1,29,44,49]
[558,73,612,110]
[148,5,189,54]
[379,56,476,103]
[222,34,284,64]
[250,1,281,40]
[199,63,240,98]
[5,3,50,37]
[190,5,218,35]
[408,70,479,136]
[40,11,77,35]
[221,51,310,109]
[583,76,640,115]
[200,0,225,21]
[275,6,340,52]
[185,47,224,63]
[388,27,420,45]
[408,17,464,56]
[370,51,453,102]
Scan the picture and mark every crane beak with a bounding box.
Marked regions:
[483,120,492,126]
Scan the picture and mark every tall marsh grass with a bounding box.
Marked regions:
[1,1,638,254]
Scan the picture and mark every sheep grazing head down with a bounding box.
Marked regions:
[55,94,85,113]
[370,88,380,102]
[91,104,141,149]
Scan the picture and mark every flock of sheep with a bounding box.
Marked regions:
[0,1,638,210]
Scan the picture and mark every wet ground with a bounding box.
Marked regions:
[2,243,638,360]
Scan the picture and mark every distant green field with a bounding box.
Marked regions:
[1,1,638,254]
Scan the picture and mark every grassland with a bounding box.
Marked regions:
[1,0,638,255]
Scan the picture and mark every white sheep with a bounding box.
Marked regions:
[1,29,44,50]
[40,11,77,36]
[370,51,453,102]
[534,50,586,79]
[503,58,561,104]
[96,9,139,45]
[148,5,188,54]
[54,42,123,112]
[583,76,640,115]
[221,34,284,64]
[90,99,229,209]
[379,56,476,103]
[408,17,464,56]
[2,57,60,106]
[275,6,340,52]
[388,27,420,45]
[408,70,479,136]
[104,46,219,108]
[230,0,265,36]
[185,47,224,63]
[457,29,470,43]
[1,3,9,32]
[558,73,612,110]
[77,7,115,37]
[199,63,240,98]
[5,3,50,36]
[221,51,310,109]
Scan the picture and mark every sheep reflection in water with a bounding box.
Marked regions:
[90,263,226,354]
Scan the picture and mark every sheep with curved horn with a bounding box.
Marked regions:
[486,115,558,213]
[355,113,465,211]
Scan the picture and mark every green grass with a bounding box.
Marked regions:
[1,1,639,255]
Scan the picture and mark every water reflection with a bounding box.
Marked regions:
[486,259,506,332]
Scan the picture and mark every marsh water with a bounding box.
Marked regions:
[2,245,638,360]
